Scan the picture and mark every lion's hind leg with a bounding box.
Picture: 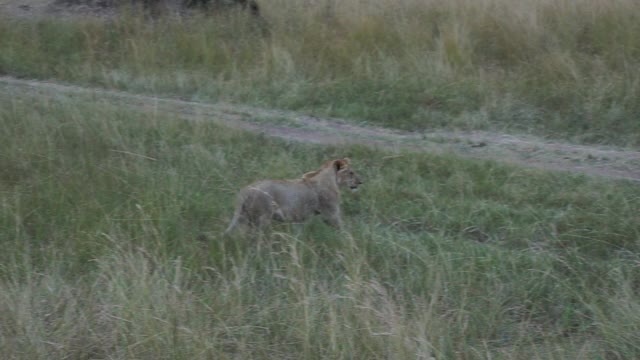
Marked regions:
[239,188,278,231]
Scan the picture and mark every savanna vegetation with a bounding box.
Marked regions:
[0,0,639,145]
[1,0,640,358]
[1,85,639,359]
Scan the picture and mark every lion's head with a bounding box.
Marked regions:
[301,158,363,192]
[300,158,363,193]
[334,158,363,192]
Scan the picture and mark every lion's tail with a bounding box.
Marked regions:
[223,207,241,235]
[223,198,247,236]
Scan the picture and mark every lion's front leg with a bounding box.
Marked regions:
[321,205,343,230]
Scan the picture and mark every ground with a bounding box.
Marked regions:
[2,75,639,182]
[2,0,639,182]
[0,0,117,18]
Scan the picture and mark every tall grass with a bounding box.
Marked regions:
[1,0,639,145]
[1,90,640,358]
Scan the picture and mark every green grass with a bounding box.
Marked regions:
[1,91,640,358]
[1,0,640,146]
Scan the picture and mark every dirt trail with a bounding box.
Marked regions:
[2,76,639,182]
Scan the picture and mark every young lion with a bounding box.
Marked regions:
[224,158,362,234]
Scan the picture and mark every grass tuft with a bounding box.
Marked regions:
[1,0,639,145]
[1,91,639,358]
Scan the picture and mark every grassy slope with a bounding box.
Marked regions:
[0,0,639,146]
[1,91,639,358]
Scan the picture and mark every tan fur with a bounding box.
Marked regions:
[224,158,363,234]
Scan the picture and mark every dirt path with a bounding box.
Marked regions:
[2,76,639,182]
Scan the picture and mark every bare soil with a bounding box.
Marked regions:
[0,0,117,19]
[2,76,639,182]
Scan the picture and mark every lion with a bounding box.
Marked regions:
[224,158,362,234]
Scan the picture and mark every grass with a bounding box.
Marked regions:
[1,89,640,358]
[1,0,640,146]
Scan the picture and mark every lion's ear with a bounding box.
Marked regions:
[302,170,319,180]
[333,159,349,171]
